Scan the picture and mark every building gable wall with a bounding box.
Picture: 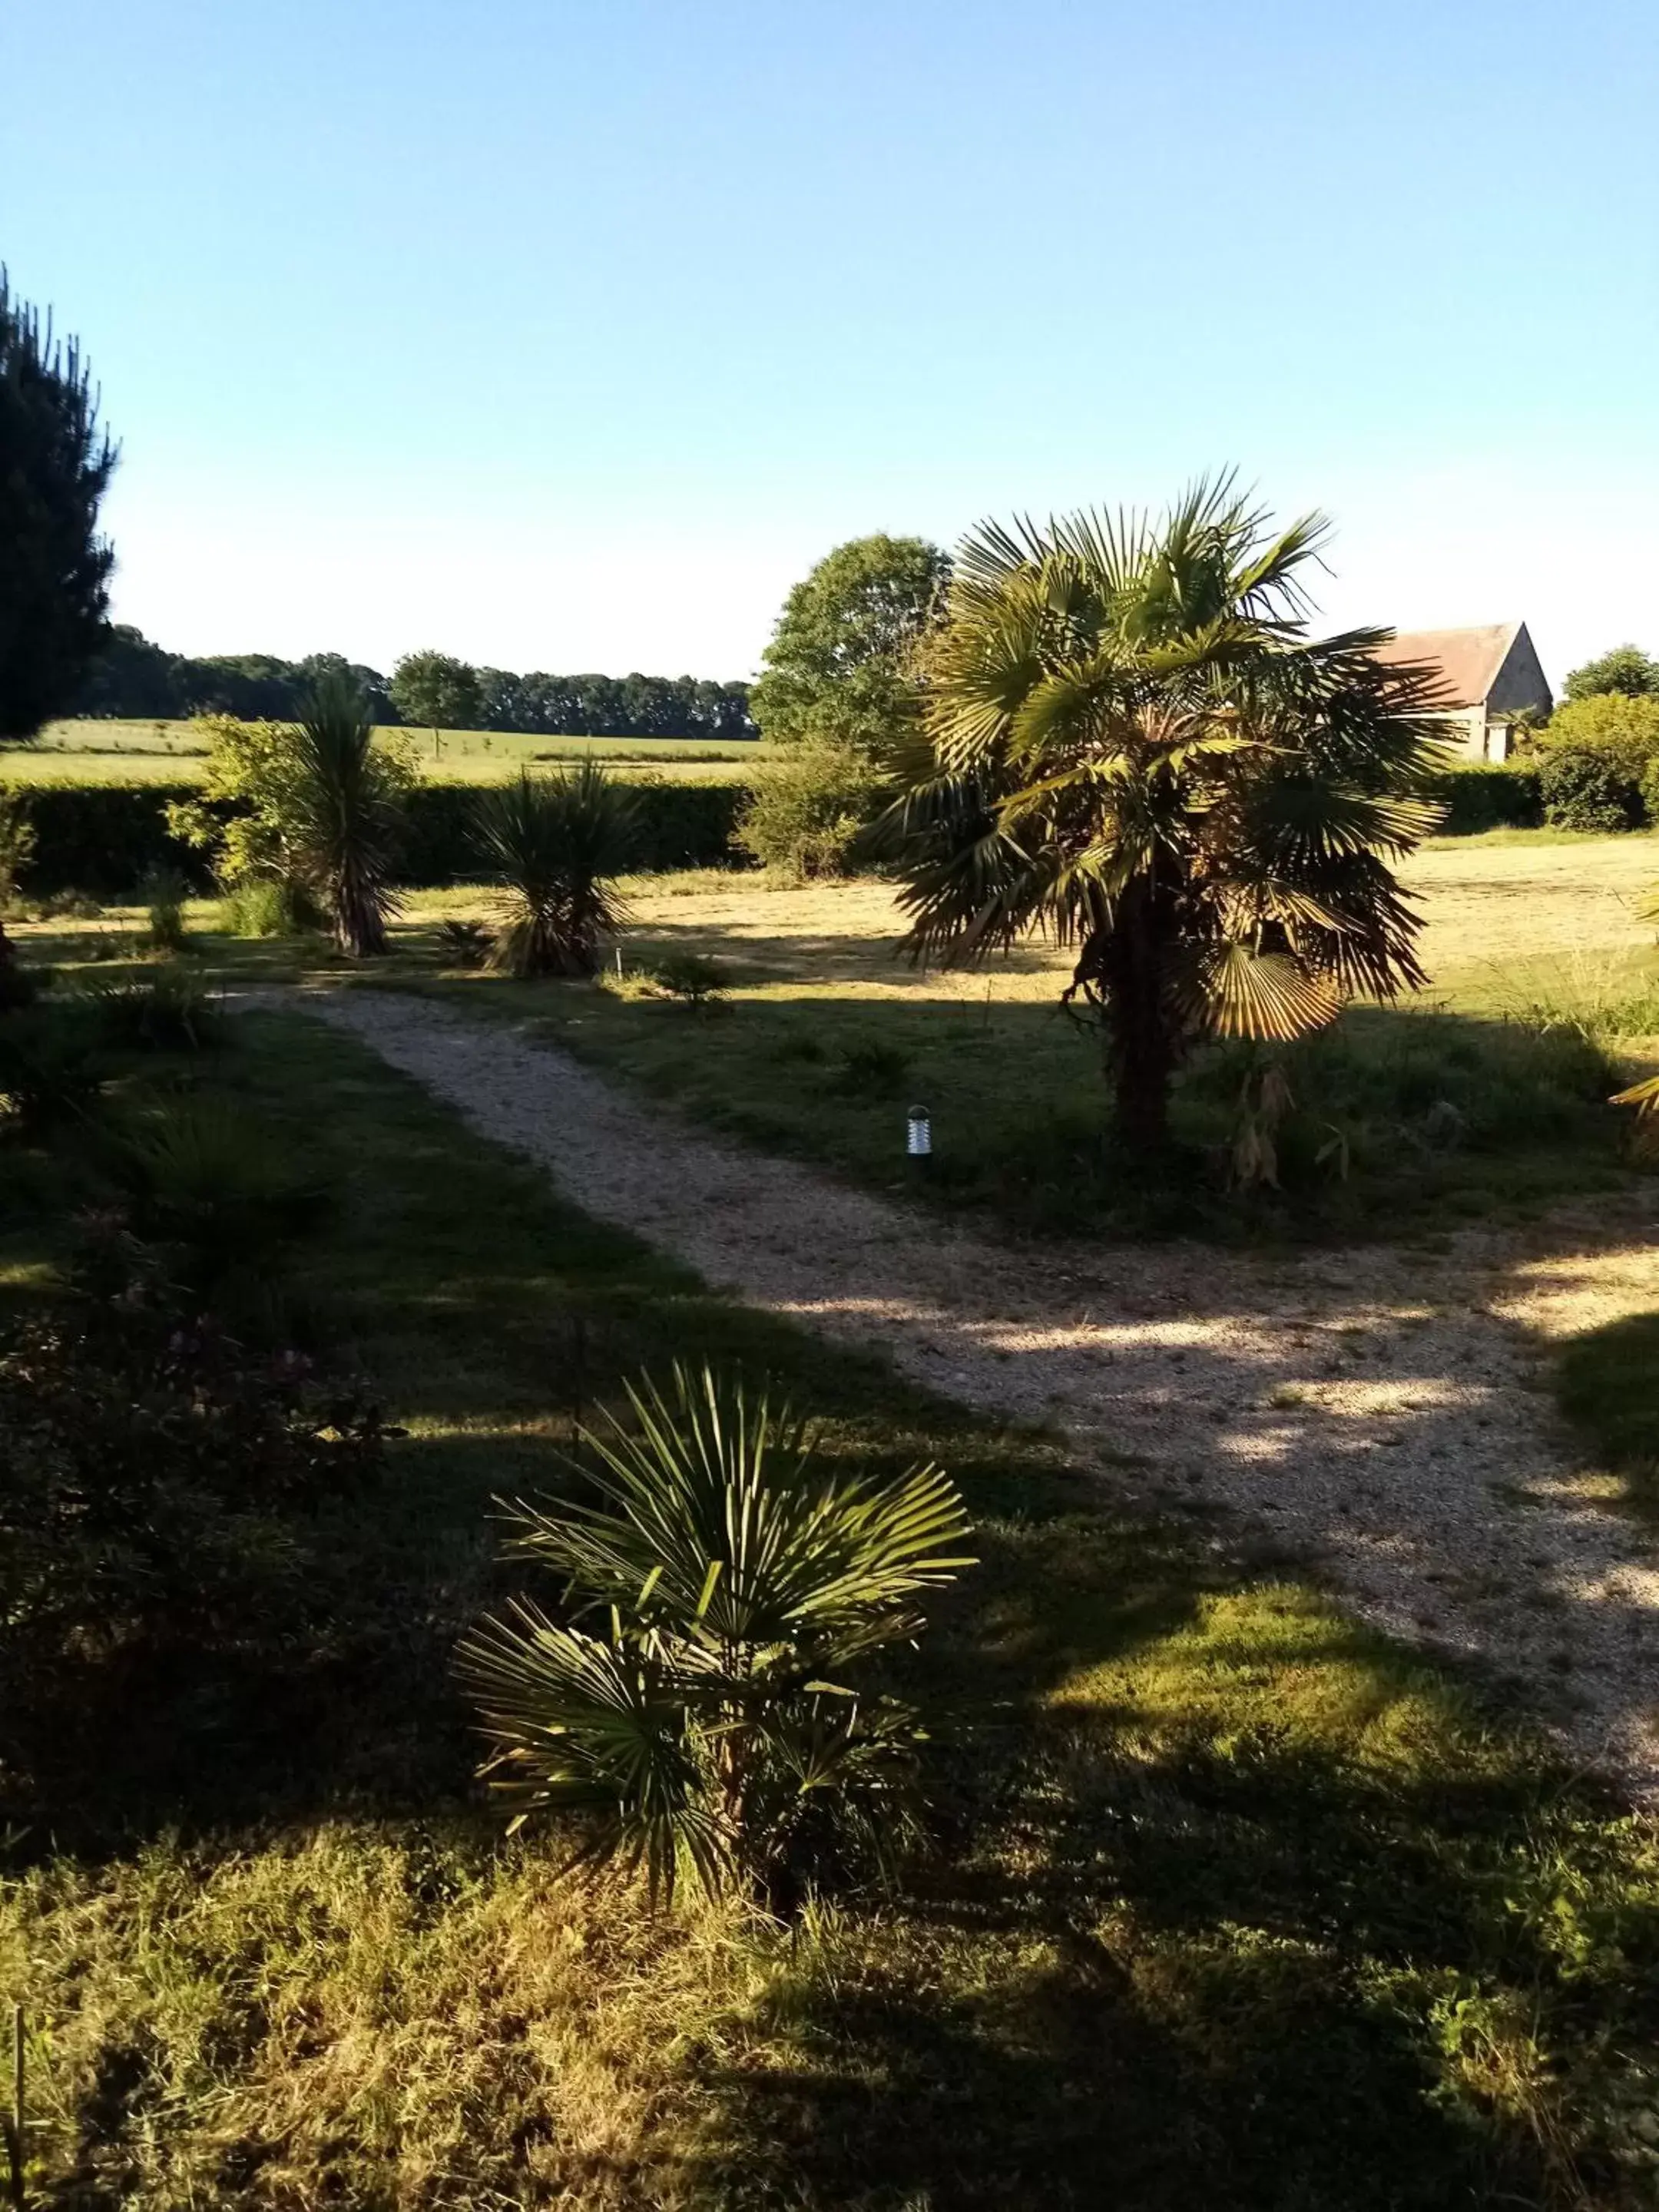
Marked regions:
[1486,624,1553,718]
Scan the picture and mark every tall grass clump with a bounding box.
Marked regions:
[139,862,192,952]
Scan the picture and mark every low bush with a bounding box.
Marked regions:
[1641,755,1659,827]
[830,1038,911,1097]
[75,966,219,1052]
[221,875,323,938]
[111,1098,332,1285]
[734,737,889,878]
[0,1002,105,1134]
[0,786,36,907]
[1537,749,1642,833]
[0,1240,388,1737]
[459,1363,972,1909]
[140,863,192,951]
[642,951,731,1005]
[1541,692,1659,783]
[437,916,494,967]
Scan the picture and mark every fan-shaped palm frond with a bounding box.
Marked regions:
[456,1363,974,1908]
[475,764,637,977]
[875,475,1450,1147]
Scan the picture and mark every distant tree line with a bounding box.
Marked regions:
[71,626,756,740]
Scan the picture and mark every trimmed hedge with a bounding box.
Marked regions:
[13,779,753,898]
[1426,764,1543,834]
[11,763,1568,900]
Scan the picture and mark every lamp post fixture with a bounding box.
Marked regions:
[907,1104,932,1160]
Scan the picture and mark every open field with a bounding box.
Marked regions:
[5,718,758,785]
[5,964,1659,2205]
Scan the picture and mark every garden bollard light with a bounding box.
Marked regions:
[907,1104,932,1159]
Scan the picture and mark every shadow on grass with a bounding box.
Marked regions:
[1558,1310,1659,1523]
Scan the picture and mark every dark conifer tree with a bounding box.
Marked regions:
[0,268,118,742]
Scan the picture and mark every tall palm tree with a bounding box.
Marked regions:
[873,478,1450,1150]
[291,672,404,956]
[475,764,637,977]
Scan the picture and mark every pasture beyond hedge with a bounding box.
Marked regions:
[8,763,1543,898]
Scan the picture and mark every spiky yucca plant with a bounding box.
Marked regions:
[475,764,637,977]
[290,673,406,957]
[457,1363,974,1909]
[873,477,1451,1149]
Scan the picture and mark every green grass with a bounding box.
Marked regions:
[7,720,758,786]
[2,979,1659,2204]
[20,892,1655,1244]
[412,971,1647,1242]
[1558,1310,1659,1518]
[1423,823,1658,850]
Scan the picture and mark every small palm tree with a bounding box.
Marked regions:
[291,672,405,956]
[475,764,637,977]
[456,1363,974,1909]
[874,478,1449,1150]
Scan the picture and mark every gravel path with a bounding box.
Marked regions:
[289,987,1659,1793]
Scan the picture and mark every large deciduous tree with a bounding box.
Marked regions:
[876,479,1448,1151]
[0,267,118,743]
[389,649,482,733]
[750,534,951,757]
[1563,644,1659,703]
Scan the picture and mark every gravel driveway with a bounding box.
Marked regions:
[287,987,1659,1794]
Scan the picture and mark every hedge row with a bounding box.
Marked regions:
[11,763,1548,899]
[14,780,753,898]
[1426,764,1542,834]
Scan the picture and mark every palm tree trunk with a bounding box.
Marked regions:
[1094,882,1177,1153]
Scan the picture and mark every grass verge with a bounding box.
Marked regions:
[1558,1310,1659,1520]
[2,999,1657,2205]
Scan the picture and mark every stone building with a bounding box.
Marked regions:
[1369,623,1552,760]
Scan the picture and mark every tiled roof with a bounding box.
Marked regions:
[1368,624,1518,709]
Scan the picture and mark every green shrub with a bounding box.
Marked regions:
[830,1038,911,1097]
[0,787,36,907]
[642,951,730,1006]
[1183,1008,1618,1189]
[733,738,888,878]
[437,916,494,968]
[0,959,41,1014]
[0,1246,388,1718]
[458,1363,973,1908]
[1541,692,1659,782]
[221,876,323,938]
[1428,764,1543,833]
[139,863,192,951]
[12,783,214,898]
[74,967,219,1053]
[1537,749,1641,832]
[1641,756,1659,827]
[112,1099,331,1284]
[0,1002,105,1134]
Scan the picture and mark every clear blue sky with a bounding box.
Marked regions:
[8,0,1657,684]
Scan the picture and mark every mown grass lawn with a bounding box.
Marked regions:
[2,988,1658,2207]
